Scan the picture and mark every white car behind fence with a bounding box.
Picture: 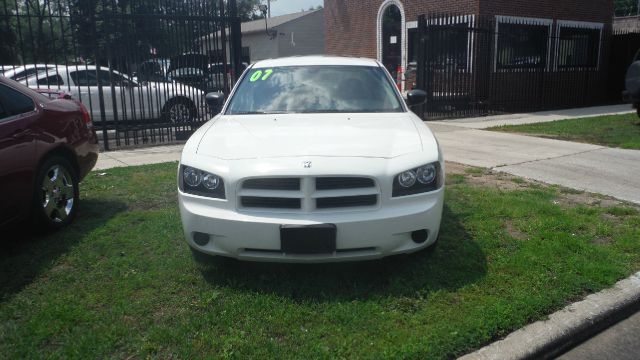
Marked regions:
[21,65,205,123]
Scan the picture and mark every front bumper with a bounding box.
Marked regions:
[178,187,444,263]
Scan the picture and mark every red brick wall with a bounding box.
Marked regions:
[324,0,478,57]
[324,0,613,57]
[479,0,613,25]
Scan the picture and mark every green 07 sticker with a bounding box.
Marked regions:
[249,69,274,82]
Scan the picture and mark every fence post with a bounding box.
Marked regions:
[416,15,427,119]
[227,0,243,84]
[93,12,109,151]
[219,0,229,93]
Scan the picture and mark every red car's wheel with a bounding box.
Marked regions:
[33,156,79,229]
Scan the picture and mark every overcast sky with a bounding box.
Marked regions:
[269,0,323,17]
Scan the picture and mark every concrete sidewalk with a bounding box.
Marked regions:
[427,109,640,205]
[431,104,633,129]
[95,144,183,170]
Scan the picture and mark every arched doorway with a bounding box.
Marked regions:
[377,1,405,89]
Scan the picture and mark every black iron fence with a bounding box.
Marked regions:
[1,0,243,150]
[413,13,624,120]
[608,28,640,103]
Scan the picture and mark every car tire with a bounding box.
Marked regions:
[32,156,79,230]
[162,98,197,124]
[626,61,640,98]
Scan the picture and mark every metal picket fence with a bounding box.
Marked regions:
[1,0,244,150]
[413,13,617,120]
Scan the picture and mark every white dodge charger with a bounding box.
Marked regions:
[178,56,444,263]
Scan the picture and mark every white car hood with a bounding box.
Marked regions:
[197,113,423,160]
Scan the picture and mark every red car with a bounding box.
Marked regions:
[0,76,99,229]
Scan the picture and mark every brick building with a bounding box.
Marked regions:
[324,0,615,117]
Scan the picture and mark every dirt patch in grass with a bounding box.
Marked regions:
[591,237,614,246]
[505,221,528,241]
[557,192,622,208]
[446,162,525,191]
[446,162,638,212]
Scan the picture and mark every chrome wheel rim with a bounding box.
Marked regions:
[169,103,191,124]
[41,165,74,223]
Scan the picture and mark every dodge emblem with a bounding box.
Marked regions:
[303,161,312,168]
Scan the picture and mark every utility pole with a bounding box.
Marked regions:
[266,0,277,18]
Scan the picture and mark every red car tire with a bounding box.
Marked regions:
[32,155,79,230]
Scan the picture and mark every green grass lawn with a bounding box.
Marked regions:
[489,113,640,149]
[1,163,639,359]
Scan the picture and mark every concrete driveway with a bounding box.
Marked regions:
[428,106,640,205]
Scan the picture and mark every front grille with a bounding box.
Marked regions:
[240,196,301,209]
[243,178,300,190]
[316,177,375,190]
[316,195,378,209]
[238,176,379,211]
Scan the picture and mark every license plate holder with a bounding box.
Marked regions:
[280,224,337,254]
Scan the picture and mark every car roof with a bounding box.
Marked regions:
[25,65,118,79]
[252,56,381,69]
[1,64,55,76]
[0,75,52,101]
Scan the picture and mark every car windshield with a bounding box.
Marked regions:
[225,65,404,114]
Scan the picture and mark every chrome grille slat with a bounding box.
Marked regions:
[311,188,379,198]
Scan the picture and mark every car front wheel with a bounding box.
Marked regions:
[33,156,79,230]
[163,98,197,124]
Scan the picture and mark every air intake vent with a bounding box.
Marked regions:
[241,196,301,209]
[243,178,301,191]
[315,177,375,190]
[316,195,378,209]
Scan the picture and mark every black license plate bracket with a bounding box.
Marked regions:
[280,224,337,254]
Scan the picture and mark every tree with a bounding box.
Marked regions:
[0,0,19,63]
[615,0,638,16]
[1,0,259,68]
[237,0,262,21]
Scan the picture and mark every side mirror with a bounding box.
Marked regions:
[205,92,225,114]
[406,89,427,107]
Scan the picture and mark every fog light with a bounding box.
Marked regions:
[193,232,210,246]
[411,229,429,244]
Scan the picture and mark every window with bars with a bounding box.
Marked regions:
[556,25,601,69]
[496,20,551,70]
[407,21,472,71]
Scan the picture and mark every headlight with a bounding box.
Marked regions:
[179,165,225,199]
[416,164,436,184]
[398,170,417,188]
[393,162,443,197]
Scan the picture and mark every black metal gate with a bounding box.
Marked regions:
[414,13,611,120]
[1,0,243,150]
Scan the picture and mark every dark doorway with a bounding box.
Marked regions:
[382,5,402,82]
